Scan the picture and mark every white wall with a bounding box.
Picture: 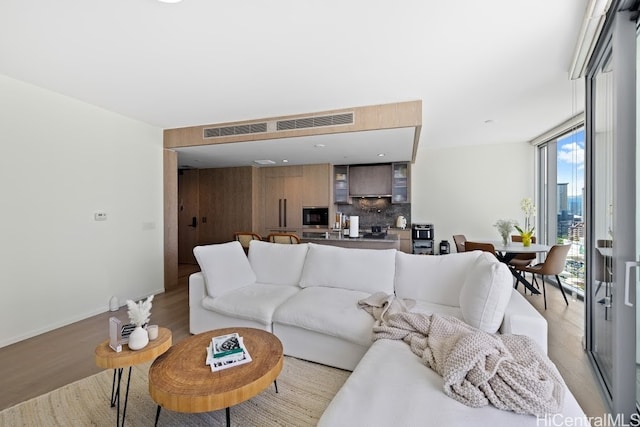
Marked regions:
[0,74,164,347]
[411,141,536,251]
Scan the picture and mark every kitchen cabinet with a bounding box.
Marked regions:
[334,165,350,204]
[302,164,330,207]
[264,172,303,233]
[387,229,412,253]
[391,162,410,203]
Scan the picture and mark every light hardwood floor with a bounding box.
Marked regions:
[0,264,608,418]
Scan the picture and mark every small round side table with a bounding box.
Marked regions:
[95,327,172,427]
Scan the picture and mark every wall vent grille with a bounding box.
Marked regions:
[203,122,268,139]
[276,112,353,131]
[202,112,353,139]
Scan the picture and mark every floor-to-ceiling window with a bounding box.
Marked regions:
[537,125,586,299]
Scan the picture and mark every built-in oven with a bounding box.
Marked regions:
[302,207,329,228]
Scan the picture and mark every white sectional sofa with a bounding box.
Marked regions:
[189,240,587,426]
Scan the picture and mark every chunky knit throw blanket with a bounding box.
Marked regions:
[358,292,565,416]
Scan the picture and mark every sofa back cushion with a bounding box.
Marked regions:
[299,243,396,294]
[459,252,513,333]
[248,240,309,286]
[193,241,256,298]
[394,251,482,306]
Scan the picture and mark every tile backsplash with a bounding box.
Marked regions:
[336,198,410,230]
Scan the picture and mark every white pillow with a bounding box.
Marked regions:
[459,252,513,333]
[193,241,256,298]
[394,251,482,306]
[248,240,309,286]
[299,243,396,294]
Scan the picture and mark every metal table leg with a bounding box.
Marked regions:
[154,405,162,427]
[109,367,133,427]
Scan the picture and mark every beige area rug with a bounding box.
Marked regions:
[0,356,350,427]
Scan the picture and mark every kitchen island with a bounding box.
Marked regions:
[300,231,400,250]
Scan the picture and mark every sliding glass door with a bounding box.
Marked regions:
[586,3,638,416]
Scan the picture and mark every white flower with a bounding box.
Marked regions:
[494,219,515,234]
[517,197,536,234]
[126,295,154,327]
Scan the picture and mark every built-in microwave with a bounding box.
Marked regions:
[302,207,329,227]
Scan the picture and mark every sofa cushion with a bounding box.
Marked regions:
[193,241,256,298]
[319,338,588,427]
[395,251,482,306]
[248,240,308,286]
[273,287,375,347]
[459,252,513,333]
[299,243,396,294]
[202,283,299,325]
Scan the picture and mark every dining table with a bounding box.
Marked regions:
[476,241,551,295]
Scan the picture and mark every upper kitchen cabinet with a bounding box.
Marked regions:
[392,162,410,203]
[333,165,350,204]
[302,164,330,207]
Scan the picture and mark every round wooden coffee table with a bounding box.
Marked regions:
[148,327,283,426]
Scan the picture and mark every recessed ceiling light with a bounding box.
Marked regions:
[377,153,385,157]
[158,0,183,3]
[282,159,289,163]
[314,144,326,148]
[253,159,276,165]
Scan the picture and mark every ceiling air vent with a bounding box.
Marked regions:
[276,112,354,131]
[203,122,267,139]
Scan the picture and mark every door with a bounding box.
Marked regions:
[586,5,637,416]
[178,169,199,264]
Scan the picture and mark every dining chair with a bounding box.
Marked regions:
[507,235,538,289]
[463,241,496,257]
[266,233,301,244]
[515,243,571,310]
[452,235,467,253]
[233,232,262,254]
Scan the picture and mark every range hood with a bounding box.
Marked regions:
[348,164,392,197]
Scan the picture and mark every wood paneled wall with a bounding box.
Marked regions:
[197,166,256,244]
[163,149,178,290]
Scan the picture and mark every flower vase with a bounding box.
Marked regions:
[128,326,149,350]
[522,233,532,247]
[501,235,509,247]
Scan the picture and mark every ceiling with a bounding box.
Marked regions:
[0,0,588,168]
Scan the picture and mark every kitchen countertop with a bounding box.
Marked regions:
[300,231,400,250]
[302,231,399,241]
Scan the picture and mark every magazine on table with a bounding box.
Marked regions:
[206,333,252,372]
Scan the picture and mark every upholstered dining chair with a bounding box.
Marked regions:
[463,241,496,257]
[267,233,300,244]
[452,235,467,253]
[507,235,538,289]
[233,232,262,254]
[515,243,571,310]
[508,234,537,265]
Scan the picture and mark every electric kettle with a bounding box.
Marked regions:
[396,216,407,230]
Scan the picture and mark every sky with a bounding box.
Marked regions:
[557,128,585,197]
